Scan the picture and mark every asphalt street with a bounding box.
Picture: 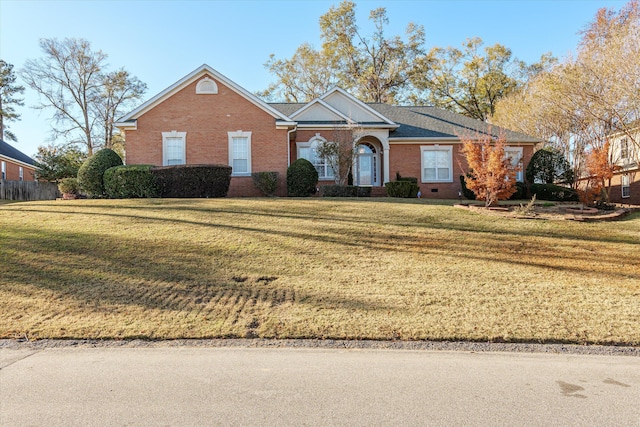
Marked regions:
[1,346,639,426]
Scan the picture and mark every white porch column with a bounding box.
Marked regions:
[383,147,390,184]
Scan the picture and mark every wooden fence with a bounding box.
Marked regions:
[0,180,59,201]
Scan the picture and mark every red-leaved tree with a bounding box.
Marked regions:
[460,133,518,207]
[577,140,616,206]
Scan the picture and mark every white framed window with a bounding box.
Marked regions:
[228,130,252,176]
[162,131,187,166]
[620,138,629,160]
[622,174,630,198]
[196,77,218,94]
[1,161,5,180]
[297,135,335,180]
[505,146,524,182]
[421,146,452,183]
[19,167,23,181]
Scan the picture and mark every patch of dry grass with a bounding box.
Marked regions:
[1,198,639,344]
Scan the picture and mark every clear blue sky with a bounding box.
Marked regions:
[0,0,629,157]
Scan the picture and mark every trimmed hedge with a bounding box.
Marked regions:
[508,182,528,200]
[320,185,372,197]
[252,171,279,196]
[530,183,578,201]
[77,149,123,198]
[104,165,159,199]
[385,180,419,198]
[287,158,318,197]
[58,177,81,195]
[151,164,232,198]
[397,176,418,184]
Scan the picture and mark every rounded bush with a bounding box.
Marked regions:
[77,149,123,198]
[287,158,318,197]
[58,177,80,195]
[530,183,578,201]
[526,148,574,185]
[252,171,279,196]
[104,165,159,199]
[385,181,419,198]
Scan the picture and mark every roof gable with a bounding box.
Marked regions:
[116,64,293,124]
[290,99,352,122]
[0,139,35,166]
[320,88,395,125]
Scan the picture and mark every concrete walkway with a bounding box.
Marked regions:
[1,347,639,426]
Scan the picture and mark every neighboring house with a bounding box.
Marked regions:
[115,64,541,197]
[0,139,36,182]
[609,128,639,205]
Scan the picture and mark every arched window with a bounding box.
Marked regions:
[297,135,335,180]
[196,77,218,94]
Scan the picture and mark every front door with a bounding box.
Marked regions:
[355,143,379,186]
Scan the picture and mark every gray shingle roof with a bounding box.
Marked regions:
[367,104,541,142]
[0,139,35,165]
[268,102,541,143]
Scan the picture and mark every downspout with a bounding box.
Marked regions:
[287,126,297,167]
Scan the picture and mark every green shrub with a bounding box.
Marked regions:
[459,175,476,200]
[530,183,578,201]
[397,176,418,184]
[508,182,528,200]
[526,147,574,185]
[251,171,279,196]
[104,165,159,199]
[151,164,232,198]
[385,181,419,198]
[287,158,318,197]
[77,149,123,198]
[57,177,80,195]
[320,185,372,197]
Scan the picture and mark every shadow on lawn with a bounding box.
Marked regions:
[11,204,640,283]
[1,224,399,320]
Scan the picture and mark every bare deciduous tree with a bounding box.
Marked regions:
[21,38,146,155]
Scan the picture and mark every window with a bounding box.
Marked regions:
[622,174,630,198]
[162,131,186,166]
[505,147,524,182]
[297,135,335,180]
[421,146,452,183]
[196,77,218,94]
[620,138,629,160]
[19,167,23,181]
[228,131,252,175]
[1,161,5,180]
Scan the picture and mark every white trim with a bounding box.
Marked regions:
[390,137,538,144]
[505,146,524,182]
[297,134,335,181]
[0,155,35,169]
[195,77,218,94]
[228,130,252,176]
[1,161,5,180]
[621,174,630,198]
[116,64,293,124]
[162,131,187,166]
[113,121,137,130]
[297,123,398,130]
[420,145,453,183]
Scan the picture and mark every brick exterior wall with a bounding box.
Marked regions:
[607,169,640,205]
[124,76,290,197]
[389,143,535,199]
[0,158,35,182]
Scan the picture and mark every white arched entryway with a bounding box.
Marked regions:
[354,136,382,186]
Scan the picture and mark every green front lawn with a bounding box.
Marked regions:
[1,198,639,344]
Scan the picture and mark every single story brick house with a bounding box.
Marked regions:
[0,139,36,182]
[115,64,541,197]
